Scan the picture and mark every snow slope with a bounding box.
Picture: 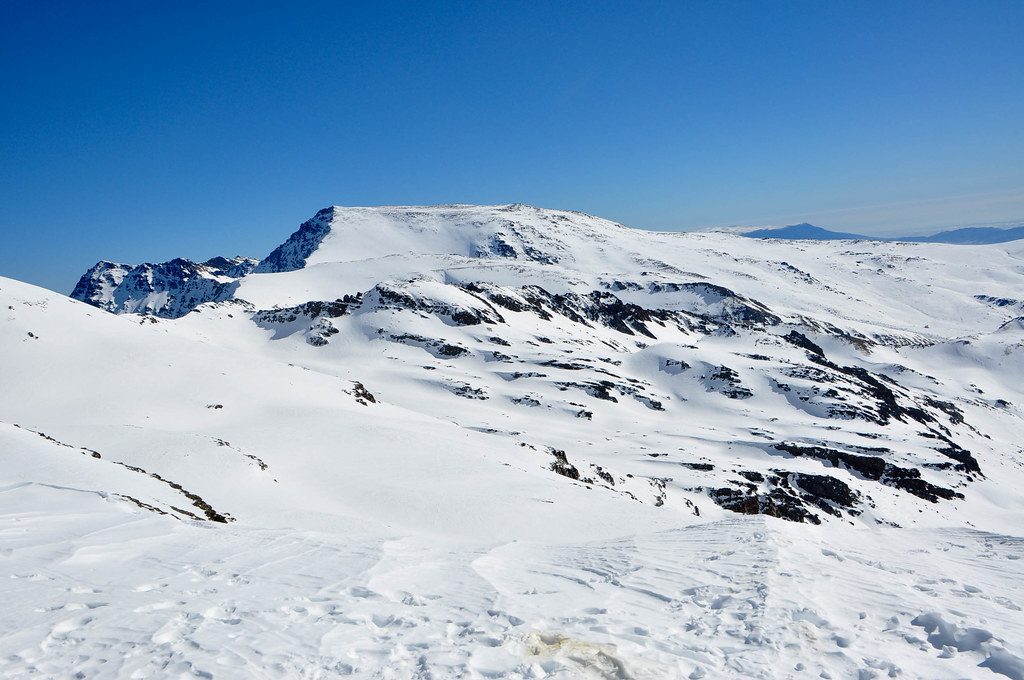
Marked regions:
[4,204,1024,678]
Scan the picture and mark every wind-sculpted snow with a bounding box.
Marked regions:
[10,204,1024,677]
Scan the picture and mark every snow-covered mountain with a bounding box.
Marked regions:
[67,204,1024,527]
[6,204,1024,679]
[71,255,257,318]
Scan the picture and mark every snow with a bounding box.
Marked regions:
[4,204,1024,678]
[3,492,1022,678]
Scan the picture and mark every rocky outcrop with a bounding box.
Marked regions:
[253,295,360,346]
[71,256,257,319]
[255,207,335,273]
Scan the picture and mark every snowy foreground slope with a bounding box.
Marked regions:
[4,205,1024,679]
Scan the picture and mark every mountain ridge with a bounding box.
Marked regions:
[7,203,1024,678]
[741,221,1024,244]
[62,204,1024,527]
[70,255,257,318]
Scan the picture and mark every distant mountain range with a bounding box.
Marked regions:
[742,222,1024,244]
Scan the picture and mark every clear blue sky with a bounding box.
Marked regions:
[3,1,1023,293]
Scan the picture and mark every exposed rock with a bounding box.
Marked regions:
[446,382,487,399]
[71,256,257,319]
[549,449,580,480]
[782,330,825,357]
[370,282,505,326]
[253,295,359,324]
[657,282,781,327]
[702,365,753,399]
[707,485,822,524]
[352,382,376,405]
[255,207,335,273]
[772,442,964,503]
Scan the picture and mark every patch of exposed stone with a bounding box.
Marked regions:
[549,448,580,480]
[253,295,359,324]
[112,462,234,523]
[772,442,964,503]
[383,332,471,359]
[71,256,258,319]
[372,283,505,326]
[254,295,360,346]
[347,381,376,406]
[255,207,335,273]
[13,425,233,522]
[974,294,1023,311]
[444,381,487,399]
[701,365,753,399]
[780,331,979,437]
[214,438,268,470]
[461,283,689,338]
[554,379,665,410]
[705,469,862,525]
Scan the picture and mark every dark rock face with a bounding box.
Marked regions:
[202,256,258,278]
[71,256,258,319]
[786,472,859,512]
[673,282,781,327]
[383,332,472,359]
[783,330,825,357]
[352,382,376,405]
[70,261,131,303]
[254,295,360,347]
[772,442,964,503]
[305,319,340,346]
[702,365,753,399]
[463,281,787,339]
[371,283,505,326]
[549,449,580,480]
[706,468,861,524]
[253,295,359,324]
[463,283,688,338]
[471,233,519,259]
[255,207,335,273]
[436,343,470,357]
[447,382,487,399]
[708,485,824,524]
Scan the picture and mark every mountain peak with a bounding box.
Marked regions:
[70,255,257,318]
[254,206,338,274]
[743,223,876,241]
[254,203,632,277]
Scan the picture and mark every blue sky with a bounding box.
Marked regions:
[3,1,1023,293]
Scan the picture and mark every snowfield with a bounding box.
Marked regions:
[3,204,1024,678]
